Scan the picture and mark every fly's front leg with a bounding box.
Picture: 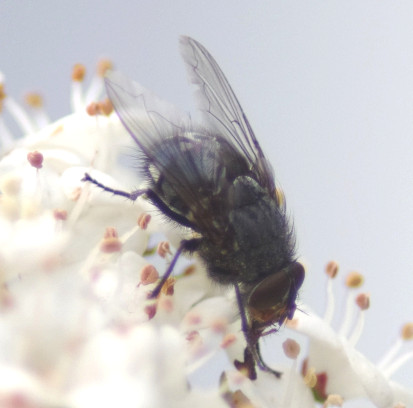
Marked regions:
[82,172,202,308]
[82,173,145,201]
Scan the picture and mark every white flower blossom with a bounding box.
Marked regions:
[0,63,411,408]
[289,262,413,408]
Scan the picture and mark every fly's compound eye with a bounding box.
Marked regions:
[247,262,305,320]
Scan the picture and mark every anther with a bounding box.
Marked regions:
[325,260,339,278]
[100,227,122,253]
[282,338,300,359]
[401,322,413,340]
[345,271,364,288]
[157,241,172,258]
[27,151,43,169]
[24,92,43,108]
[355,293,370,310]
[97,59,113,77]
[323,394,344,407]
[53,209,68,221]
[140,265,159,285]
[137,213,151,230]
[72,64,86,82]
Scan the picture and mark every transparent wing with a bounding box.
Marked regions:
[105,70,189,154]
[105,71,204,222]
[180,36,276,194]
[105,70,238,236]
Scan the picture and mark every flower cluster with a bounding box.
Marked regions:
[0,63,411,408]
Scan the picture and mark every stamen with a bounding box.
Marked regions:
[0,82,6,107]
[378,338,403,370]
[380,323,413,377]
[157,241,172,258]
[355,292,370,310]
[324,261,339,324]
[160,277,175,296]
[157,296,174,312]
[303,366,317,388]
[144,304,157,320]
[0,80,13,147]
[24,92,50,129]
[326,260,339,278]
[186,330,201,347]
[401,322,413,340]
[4,97,36,134]
[210,317,228,333]
[72,64,86,82]
[226,390,253,408]
[339,272,365,338]
[323,394,344,407]
[185,313,202,326]
[71,64,86,112]
[98,98,113,116]
[24,92,42,108]
[183,264,196,276]
[66,182,90,226]
[27,151,43,169]
[0,118,14,149]
[220,333,236,348]
[383,350,413,378]
[53,209,67,233]
[378,322,413,376]
[281,339,300,408]
[137,213,151,230]
[84,59,112,102]
[345,271,364,288]
[100,227,122,253]
[86,102,100,116]
[348,293,370,347]
[140,265,159,285]
[53,209,67,221]
[97,59,113,77]
[78,235,103,277]
[338,288,356,338]
[283,338,300,359]
[85,99,113,116]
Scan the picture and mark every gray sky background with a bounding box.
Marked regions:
[1,0,413,396]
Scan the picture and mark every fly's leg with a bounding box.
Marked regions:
[148,238,201,299]
[234,284,282,379]
[82,173,145,200]
[82,173,202,299]
[82,173,196,229]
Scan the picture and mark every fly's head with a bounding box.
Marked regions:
[246,262,305,331]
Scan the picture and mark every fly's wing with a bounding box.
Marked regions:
[105,70,229,234]
[105,70,188,154]
[180,36,276,196]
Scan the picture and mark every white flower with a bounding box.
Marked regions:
[1,61,411,408]
[0,62,241,408]
[289,261,413,408]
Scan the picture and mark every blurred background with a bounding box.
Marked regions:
[1,0,413,401]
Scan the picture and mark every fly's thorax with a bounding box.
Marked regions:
[226,176,295,282]
[195,175,295,286]
[141,133,252,231]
